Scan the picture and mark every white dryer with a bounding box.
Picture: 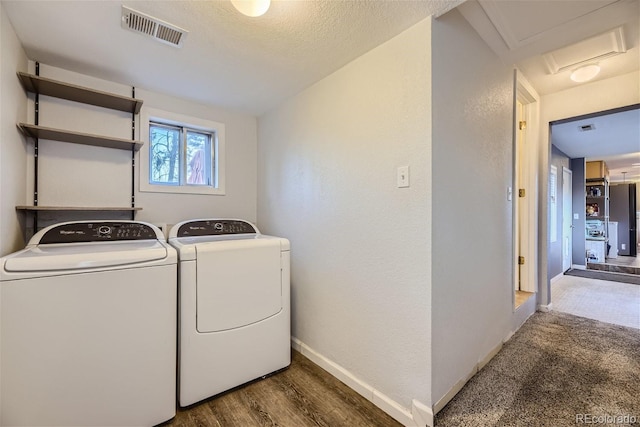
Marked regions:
[0,221,177,426]
[168,219,290,407]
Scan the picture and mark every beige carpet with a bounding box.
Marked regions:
[435,312,640,426]
[552,275,640,329]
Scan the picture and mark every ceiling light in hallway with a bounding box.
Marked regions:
[570,64,600,83]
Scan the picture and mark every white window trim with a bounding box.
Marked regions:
[139,107,225,195]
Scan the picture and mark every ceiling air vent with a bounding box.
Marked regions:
[121,6,188,48]
[578,124,596,132]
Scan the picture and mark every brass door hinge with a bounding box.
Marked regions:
[519,188,526,197]
[518,256,525,265]
[519,121,527,130]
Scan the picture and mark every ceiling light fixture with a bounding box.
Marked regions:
[230,0,270,17]
[570,64,601,83]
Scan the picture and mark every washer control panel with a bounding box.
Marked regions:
[39,222,158,244]
[176,219,257,237]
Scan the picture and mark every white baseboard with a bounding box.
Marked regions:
[412,399,434,427]
[537,303,553,312]
[433,367,476,414]
[550,273,564,284]
[478,342,503,371]
[291,337,434,426]
[432,339,504,415]
[571,264,586,270]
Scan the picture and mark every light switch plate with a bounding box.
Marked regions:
[397,166,410,188]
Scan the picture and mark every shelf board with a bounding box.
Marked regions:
[18,123,143,152]
[16,206,142,212]
[17,72,143,114]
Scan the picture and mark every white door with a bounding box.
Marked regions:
[513,71,539,303]
[515,99,531,292]
[562,167,573,271]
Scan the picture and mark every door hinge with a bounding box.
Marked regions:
[519,121,527,130]
[519,188,526,197]
[518,256,525,265]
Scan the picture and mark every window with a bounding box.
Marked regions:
[140,108,225,195]
[149,123,213,186]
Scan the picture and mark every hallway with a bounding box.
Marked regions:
[551,274,640,329]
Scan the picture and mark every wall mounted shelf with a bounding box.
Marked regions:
[16,64,144,237]
[16,206,143,212]
[17,72,143,114]
[18,123,143,151]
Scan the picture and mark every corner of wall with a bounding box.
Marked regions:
[292,337,432,427]
[411,399,434,427]
[0,3,29,256]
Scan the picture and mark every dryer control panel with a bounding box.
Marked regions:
[39,222,158,244]
[176,220,257,237]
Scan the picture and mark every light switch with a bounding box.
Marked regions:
[507,187,512,201]
[573,213,579,220]
[397,166,410,188]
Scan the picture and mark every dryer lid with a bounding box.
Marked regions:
[3,241,168,272]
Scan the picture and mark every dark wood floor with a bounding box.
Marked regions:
[162,350,401,427]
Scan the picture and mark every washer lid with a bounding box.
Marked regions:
[3,241,168,272]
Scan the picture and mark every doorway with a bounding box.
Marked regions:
[514,71,538,309]
[550,104,640,275]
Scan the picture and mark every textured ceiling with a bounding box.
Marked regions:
[4,0,638,180]
[552,108,640,182]
[457,0,640,182]
[2,0,458,115]
[458,0,640,95]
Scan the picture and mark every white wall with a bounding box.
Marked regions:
[21,64,258,232]
[0,4,28,415]
[538,71,640,305]
[135,89,257,226]
[257,17,432,415]
[0,3,28,256]
[430,9,514,405]
[542,71,640,125]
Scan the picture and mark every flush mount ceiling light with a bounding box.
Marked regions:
[230,0,270,17]
[570,64,601,83]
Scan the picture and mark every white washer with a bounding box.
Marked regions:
[168,219,290,407]
[0,220,177,426]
